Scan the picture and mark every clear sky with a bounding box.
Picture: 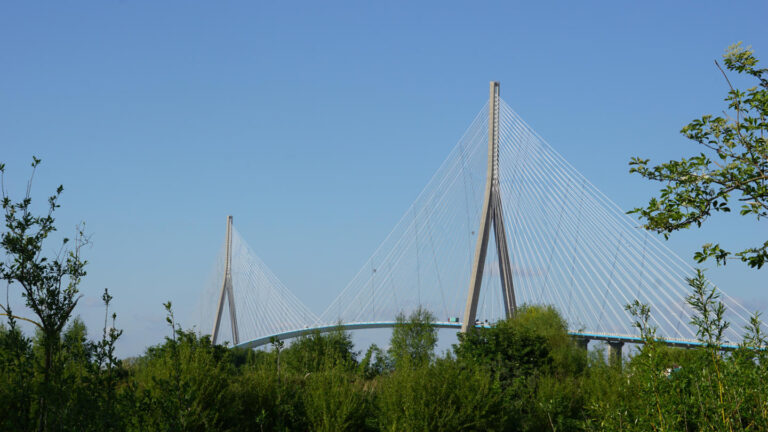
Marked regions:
[1,1,766,356]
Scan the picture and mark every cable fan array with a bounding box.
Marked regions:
[494,100,753,341]
[317,103,491,326]
[200,97,759,346]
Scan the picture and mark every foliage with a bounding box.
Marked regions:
[358,343,390,379]
[127,302,235,431]
[388,306,437,369]
[454,305,589,431]
[629,43,768,268]
[282,327,358,373]
[303,367,372,432]
[583,273,768,432]
[0,158,89,431]
[0,322,34,430]
[0,287,766,431]
[455,305,554,385]
[376,357,505,431]
[226,361,307,431]
[686,269,730,346]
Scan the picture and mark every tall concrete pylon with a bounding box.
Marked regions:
[461,82,516,333]
[212,215,240,345]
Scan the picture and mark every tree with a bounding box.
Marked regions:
[130,302,235,431]
[302,368,371,432]
[0,158,88,431]
[0,322,35,430]
[357,343,390,379]
[388,306,437,369]
[376,357,505,431]
[454,306,553,386]
[283,328,357,373]
[629,43,767,268]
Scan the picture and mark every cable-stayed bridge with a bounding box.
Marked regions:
[198,82,759,354]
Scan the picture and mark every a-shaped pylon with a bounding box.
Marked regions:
[212,215,239,345]
[461,81,516,332]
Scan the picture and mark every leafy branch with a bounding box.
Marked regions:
[629,43,768,268]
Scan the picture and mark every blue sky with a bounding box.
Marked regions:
[1,1,766,356]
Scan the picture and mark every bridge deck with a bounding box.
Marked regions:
[232,321,742,351]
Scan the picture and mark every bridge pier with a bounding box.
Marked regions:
[574,336,589,350]
[608,340,624,366]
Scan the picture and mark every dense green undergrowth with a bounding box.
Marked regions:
[2,300,767,432]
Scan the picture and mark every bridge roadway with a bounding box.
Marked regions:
[233,321,741,351]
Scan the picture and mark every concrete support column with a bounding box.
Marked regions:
[574,336,589,351]
[608,340,624,366]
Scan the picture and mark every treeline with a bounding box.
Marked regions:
[1,293,767,431]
